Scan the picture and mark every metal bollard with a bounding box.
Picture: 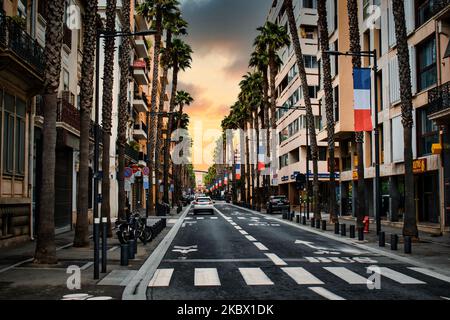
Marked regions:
[133,237,138,255]
[101,217,107,273]
[358,227,364,241]
[302,215,307,225]
[334,223,340,234]
[128,239,136,259]
[120,244,129,266]
[321,220,327,231]
[311,218,315,228]
[315,219,320,229]
[391,234,398,251]
[296,215,300,223]
[93,218,100,280]
[404,236,412,254]
[341,224,347,237]
[379,232,385,247]
[349,225,356,238]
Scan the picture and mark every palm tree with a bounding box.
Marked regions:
[316,0,338,223]
[73,0,99,247]
[101,0,117,235]
[138,0,178,215]
[249,47,270,206]
[117,0,131,220]
[34,0,65,264]
[155,8,188,205]
[231,101,248,204]
[347,0,366,230]
[238,87,252,207]
[392,0,418,238]
[163,39,192,203]
[283,0,321,220]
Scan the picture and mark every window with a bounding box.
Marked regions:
[307,147,327,161]
[416,0,440,28]
[363,0,372,21]
[279,128,289,144]
[417,108,439,156]
[301,26,316,39]
[417,36,437,91]
[333,86,339,122]
[303,0,317,9]
[304,55,318,69]
[38,0,48,19]
[279,154,289,169]
[308,86,319,99]
[299,115,321,130]
[63,69,70,91]
[2,91,26,176]
[288,119,299,137]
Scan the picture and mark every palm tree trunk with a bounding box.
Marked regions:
[268,53,278,197]
[34,0,65,264]
[74,0,98,247]
[262,68,270,206]
[101,0,117,236]
[317,0,337,223]
[285,0,320,220]
[250,118,256,208]
[392,0,418,238]
[245,121,251,205]
[347,0,365,230]
[240,126,246,204]
[147,8,163,215]
[117,0,131,220]
[164,63,179,205]
[155,31,172,206]
[254,109,261,210]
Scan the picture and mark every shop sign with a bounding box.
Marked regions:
[352,170,358,180]
[413,159,427,174]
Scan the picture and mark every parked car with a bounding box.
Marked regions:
[266,195,290,214]
[193,197,215,215]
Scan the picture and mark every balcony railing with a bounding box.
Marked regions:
[0,10,44,74]
[125,143,140,162]
[428,81,450,116]
[134,122,148,134]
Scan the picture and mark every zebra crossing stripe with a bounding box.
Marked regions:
[245,235,257,242]
[309,287,346,300]
[235,226,243,230]
[253,242,269,251]
[377,267,426,284]
[265,253,287,266]
[282,267,324,285]
[210,217,218,220]
[408,267,450,283]
[239,268,274,286]
[239,230,249,235]
[148,269,174,287]
[195,268,221,287]
[324,267,369,284]
[197,217,204,220]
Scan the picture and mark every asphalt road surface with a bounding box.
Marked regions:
[146,203,450,300]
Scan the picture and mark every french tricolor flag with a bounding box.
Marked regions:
[353,68,373,132]
[257,145,265,171]
[236,164,241,180]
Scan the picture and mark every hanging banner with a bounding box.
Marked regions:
[353,68,373,132]
[257,145,266,171]
[125,179,132,192]
[236,164,241,180]
[143,176,149,190]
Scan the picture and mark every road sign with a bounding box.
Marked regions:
[124,167,132,179]
[131,165,139,174]
[142,166,150,176]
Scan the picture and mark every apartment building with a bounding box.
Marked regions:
[317,0,450,233]
[268,0,333,208]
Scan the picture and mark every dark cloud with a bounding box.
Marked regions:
[177,81,205,99]
[223,56,251,78]
[180,0,272,58]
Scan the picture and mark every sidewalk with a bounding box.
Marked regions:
[0,207,184,300]
[241,204,450,275]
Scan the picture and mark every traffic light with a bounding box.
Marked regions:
[295,173,306,191]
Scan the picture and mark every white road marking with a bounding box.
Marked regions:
[239,268,274,286]
[253,242,269,251]
[408,267,450,283]
[238,217,246,220]
[168,219,178,224]
[174,245,197,250]
[234,226,242,230]
[230,222,237,226]
[197,217,205,220]
[239,230,249,235]
[245,235,257,242]
[108,246,119,252]
[184,217,193,220]
[329,257,348,263]
[210,217,218,220]
[377,267,426,284]
[441,297,450,300]
[81,262,94,270]
[282,267,324,285]
[305,257,320,263]
[308,287,346,300]
[194,268,221,286]
[265,253,287,266]
[317,257,332,263]
[324,267,370,284]
[148,269,174,287]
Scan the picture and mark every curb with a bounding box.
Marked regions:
[229,204,450,278]
[122,205,191,300]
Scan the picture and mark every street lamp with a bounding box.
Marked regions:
[323,50,381,236]
[93,28,157,280]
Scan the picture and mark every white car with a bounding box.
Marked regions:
[193,197,215,215]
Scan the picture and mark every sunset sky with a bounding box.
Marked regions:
[178,0,272,171]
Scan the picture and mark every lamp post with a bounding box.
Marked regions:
[93,28,157,279]
[323,50,380,235]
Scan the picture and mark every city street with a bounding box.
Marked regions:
[145,203,450,300]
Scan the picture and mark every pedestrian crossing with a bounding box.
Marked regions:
[147,266,445,289]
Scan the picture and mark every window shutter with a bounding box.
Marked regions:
[409,45,417,95]
[389,56,400,104]
[405,0,415,34]
[388,1,396,48]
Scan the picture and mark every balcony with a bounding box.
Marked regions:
[125,143,140,163]
[0,10,44,95]
[134,36,149,59]
[133,122,148,140]
[133,92,149,113]
[132,60,149,86]
[428,81,450,124]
